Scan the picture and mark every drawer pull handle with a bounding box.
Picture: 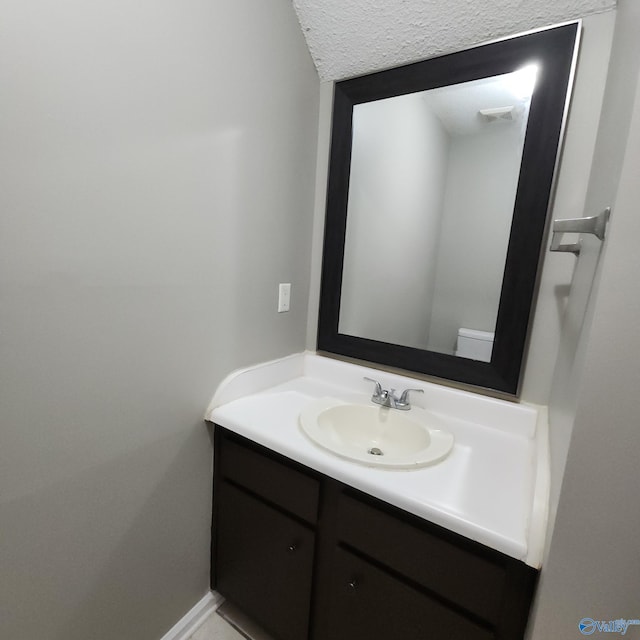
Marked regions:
[287,543,297,553]
[347,579,358,591]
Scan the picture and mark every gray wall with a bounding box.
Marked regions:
[520,11,616,403]
[339,94,449,349]
[536,1,638,551]
[528,2,640,633]
[0,1,319,639]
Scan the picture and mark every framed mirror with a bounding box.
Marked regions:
[317,22,580,395]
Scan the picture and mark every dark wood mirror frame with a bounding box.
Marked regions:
[317,22,580,395]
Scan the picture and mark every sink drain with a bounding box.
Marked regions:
[368,447,384,456]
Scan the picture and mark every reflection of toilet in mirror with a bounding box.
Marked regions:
[455,328,495,362]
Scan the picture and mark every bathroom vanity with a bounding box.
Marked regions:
[206,353,549,640]
[205,22,577,639]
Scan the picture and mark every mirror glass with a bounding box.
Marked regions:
[339,68,537,361]
[318,23,579,394]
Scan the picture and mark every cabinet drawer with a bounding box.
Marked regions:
[324,546,494,640]
[218,432,320,524]
[216,481,315,640]
[336,491,506,623]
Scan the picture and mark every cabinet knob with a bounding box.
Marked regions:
[287,543,297,553]
[347,579,358,591]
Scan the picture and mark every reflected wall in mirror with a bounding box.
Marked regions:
[318,23,580,395]
[340,69,536,358]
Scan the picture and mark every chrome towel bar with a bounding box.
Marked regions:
[550,207,611,255]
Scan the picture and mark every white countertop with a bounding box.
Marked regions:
[206,352,549,568]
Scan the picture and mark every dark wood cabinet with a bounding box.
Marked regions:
[211,427,537,640]
[215,482,315,640]
[321,546,494,640]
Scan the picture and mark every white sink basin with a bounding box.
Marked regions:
[299,398,454,469]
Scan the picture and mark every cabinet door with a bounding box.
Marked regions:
[215,481,314,640]
[336,491,507,623]
[323,547,495,640]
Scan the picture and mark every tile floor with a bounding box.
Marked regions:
[186,602,275,640]
[187,610,245,640]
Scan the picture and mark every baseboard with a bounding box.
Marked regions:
[159,590,224,640]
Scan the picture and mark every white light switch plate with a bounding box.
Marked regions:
[278,283,291,313]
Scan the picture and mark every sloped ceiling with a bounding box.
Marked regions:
[292,0,617,81]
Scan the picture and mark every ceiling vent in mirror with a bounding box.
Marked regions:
[479,106,515,122]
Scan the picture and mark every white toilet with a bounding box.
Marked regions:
[455,328,495,362]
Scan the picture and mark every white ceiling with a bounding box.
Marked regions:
[292,0,617,81]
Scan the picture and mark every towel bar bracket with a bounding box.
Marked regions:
[550,207,611,256]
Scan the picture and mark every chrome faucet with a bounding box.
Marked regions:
[364,377,424,411]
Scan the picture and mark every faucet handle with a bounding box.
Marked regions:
[363,376,383,396]
[397,388,424,407]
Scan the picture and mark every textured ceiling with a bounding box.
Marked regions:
[292,0,617,81]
